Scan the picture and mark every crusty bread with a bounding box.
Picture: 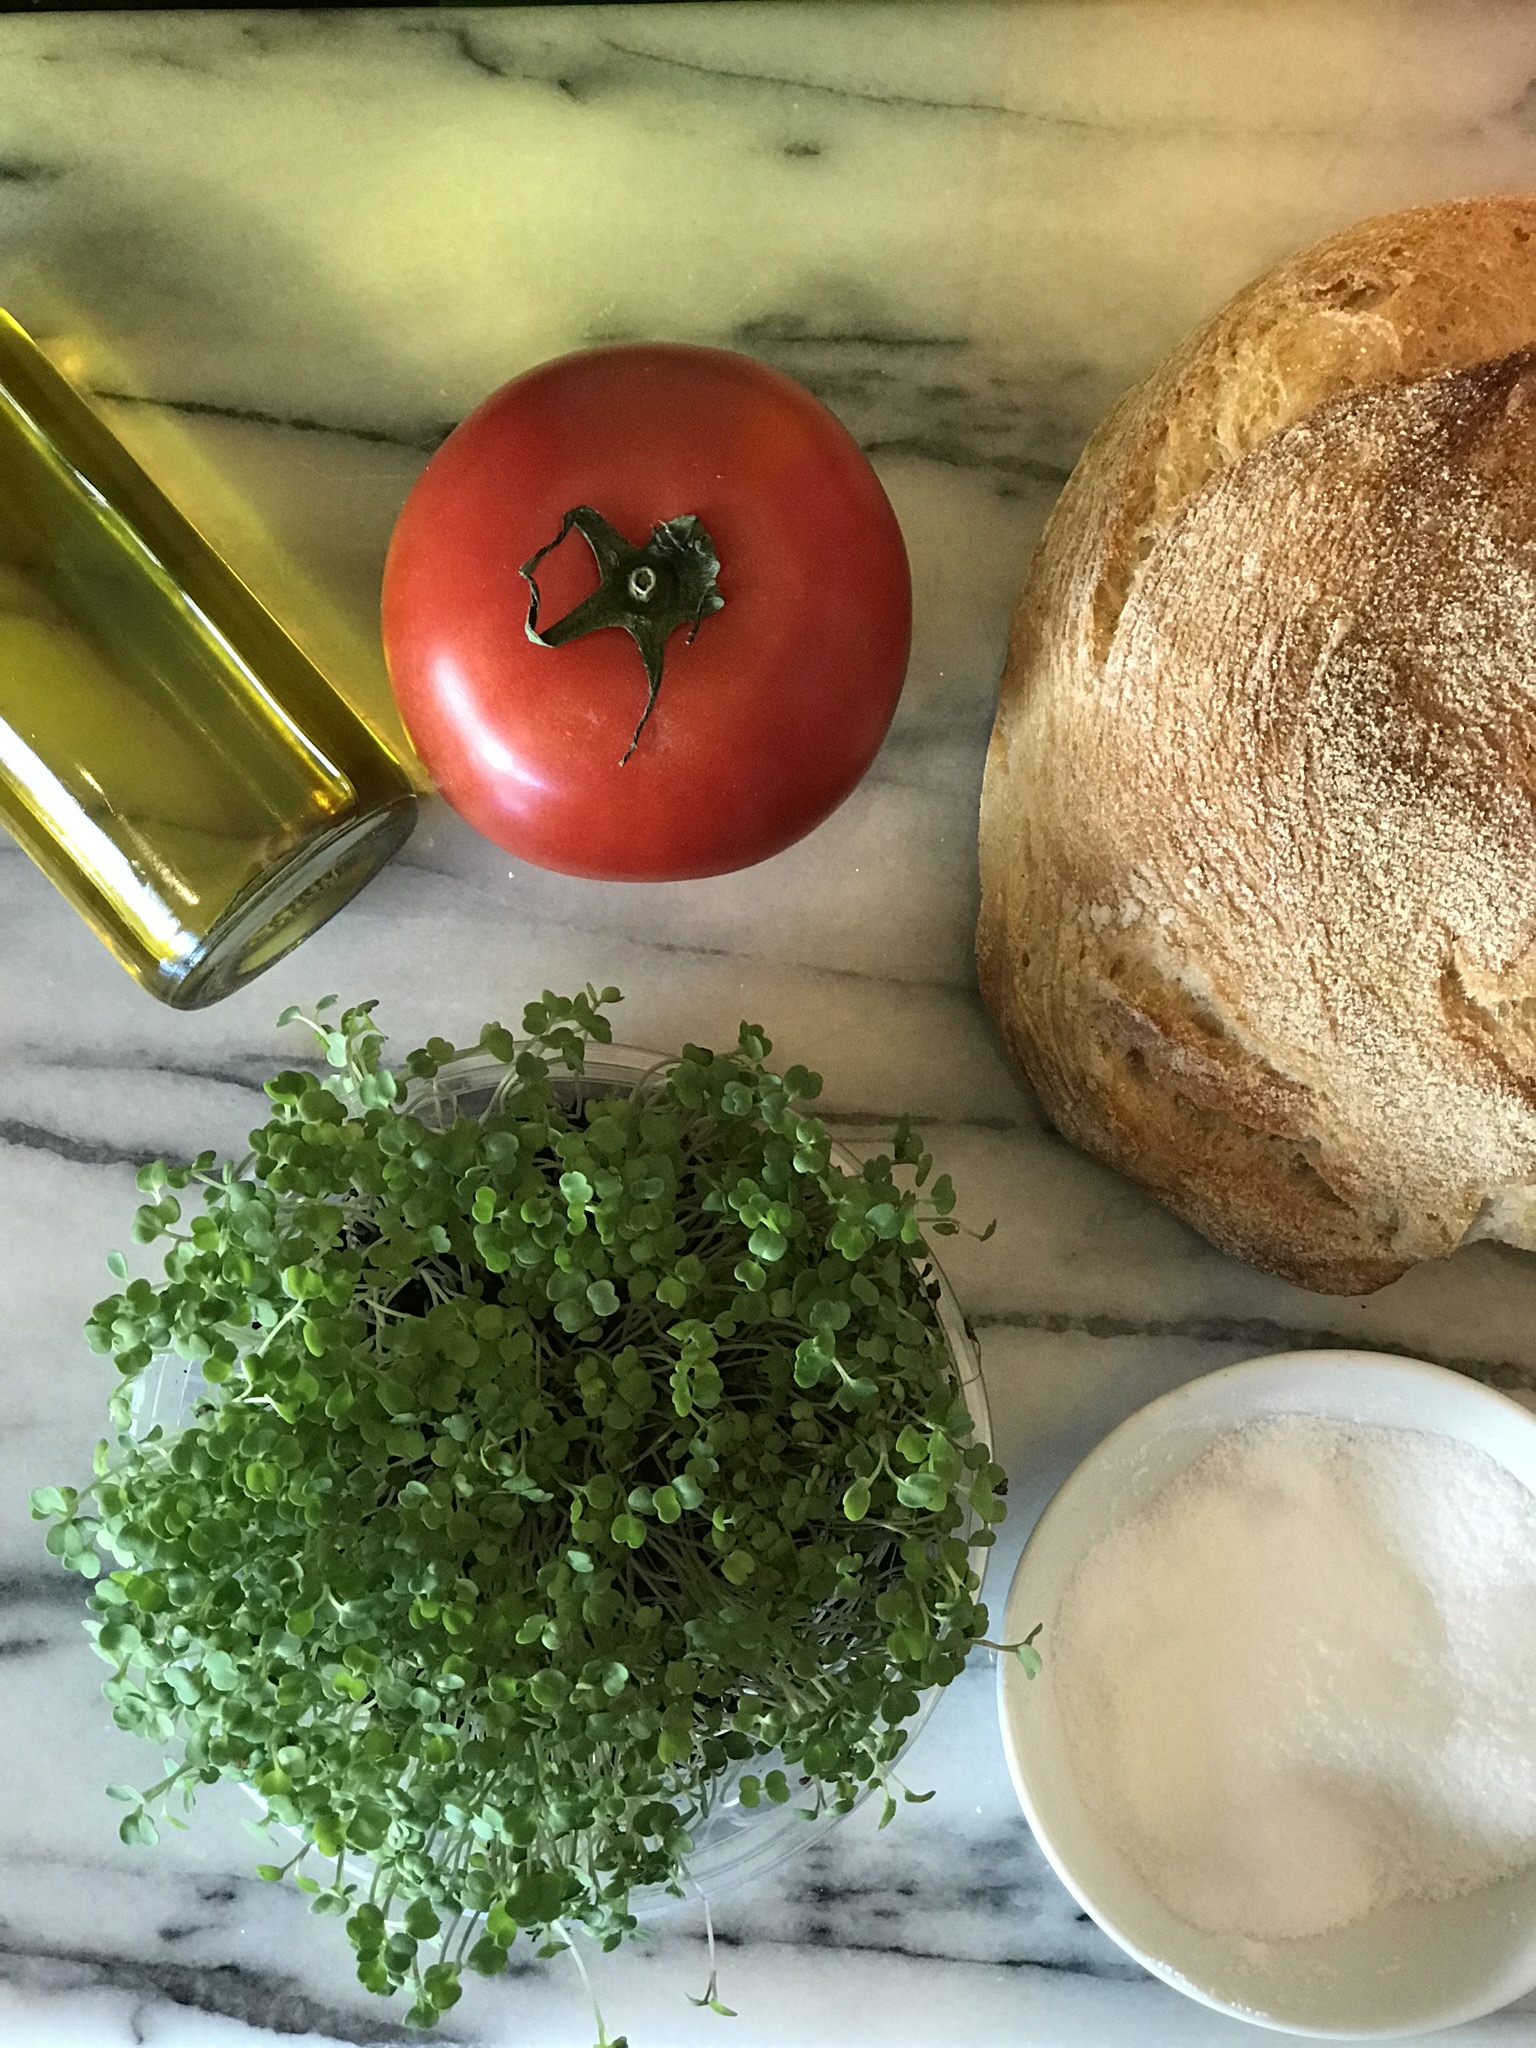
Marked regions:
[978,198,1536,1293]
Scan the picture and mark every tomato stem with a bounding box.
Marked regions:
[519,506,724,764]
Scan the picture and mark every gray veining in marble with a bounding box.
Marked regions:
[2,5,1536,2045]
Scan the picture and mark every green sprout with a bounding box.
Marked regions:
[33,988,1002,2034]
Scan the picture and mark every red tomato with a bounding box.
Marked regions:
[381,344,911,881]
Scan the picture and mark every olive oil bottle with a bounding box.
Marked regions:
[0,310,416,1006]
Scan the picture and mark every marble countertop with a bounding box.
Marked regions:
[3,6,1536,2044]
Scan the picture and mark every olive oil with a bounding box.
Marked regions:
[0,311,415,1006]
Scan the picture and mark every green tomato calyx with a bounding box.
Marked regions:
[520,506,725,764]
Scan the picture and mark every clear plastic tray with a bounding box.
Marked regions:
[134,1043,992,1904]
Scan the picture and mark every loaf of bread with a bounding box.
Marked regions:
[977,198,1536,1293]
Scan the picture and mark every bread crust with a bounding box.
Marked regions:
[978,198,1536,1293]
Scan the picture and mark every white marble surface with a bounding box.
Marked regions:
[2,5,1536,2044]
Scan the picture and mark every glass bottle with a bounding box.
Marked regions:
[0,309,416,1007]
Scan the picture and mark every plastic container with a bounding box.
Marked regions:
[137,1042,991,1902]
[997,1350,1536,2037]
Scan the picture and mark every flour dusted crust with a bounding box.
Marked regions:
[977,198,1536,1292]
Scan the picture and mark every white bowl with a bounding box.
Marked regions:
[997,1350,1536,2038]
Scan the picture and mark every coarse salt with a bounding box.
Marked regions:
[1052,1415,1536,1941]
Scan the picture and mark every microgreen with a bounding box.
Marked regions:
[978,1621,1044,1680]
[33,989,1002,2034]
